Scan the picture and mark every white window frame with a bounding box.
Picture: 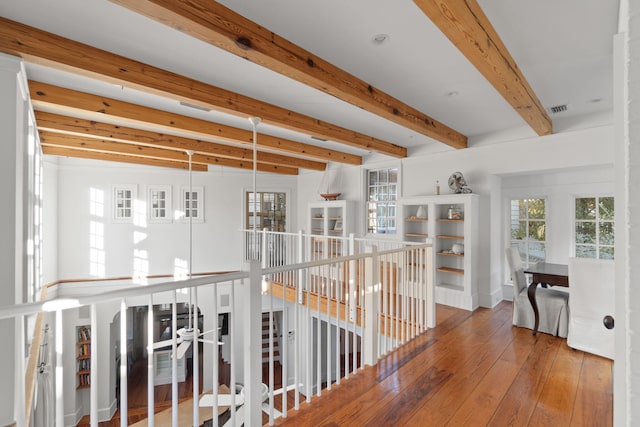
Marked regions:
[573,195,614,259]
[112,185,137,223]
[509,197,547,268]
[179,186,204,223]
[148,185,172,223]
[365,165,400,236]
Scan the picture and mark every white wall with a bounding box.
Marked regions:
[53,159,298,279]
[43,158,58,284]
[298,124,615,307]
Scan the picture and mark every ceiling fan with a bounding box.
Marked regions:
[151,150,223,360]
[153,323,222,359]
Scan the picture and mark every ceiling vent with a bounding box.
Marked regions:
[179,101,211,112]
[548,104,569,114]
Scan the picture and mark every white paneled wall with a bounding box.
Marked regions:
[51,158,297,279]
[298,125,615,308]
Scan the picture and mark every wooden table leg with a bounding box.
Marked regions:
[527,282,539,335]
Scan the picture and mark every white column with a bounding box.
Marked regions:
[363,246,379,366]
[244,261,262,425]
[621,1,640,424]
[0,53,27,426]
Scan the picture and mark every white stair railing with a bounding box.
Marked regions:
[6,235,433,427]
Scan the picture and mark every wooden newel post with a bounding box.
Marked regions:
[363,245,380,366]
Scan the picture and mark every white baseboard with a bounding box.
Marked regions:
[478,287,504,308]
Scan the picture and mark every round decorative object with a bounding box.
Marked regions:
[451,243,464,255]
[447,172,472,194]
[448,172,465,192]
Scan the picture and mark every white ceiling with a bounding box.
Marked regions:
[0,0,620,161]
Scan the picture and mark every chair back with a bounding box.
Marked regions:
[505,247,527,293]
[568,257,615,359]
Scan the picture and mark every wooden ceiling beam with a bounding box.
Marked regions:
[40,131,298,175]
[0,16,405,157]
[42,145,209,171]
[109,0,467,149]
[413,0,552,136]
[34,111,326,171]
[29,81,358,165]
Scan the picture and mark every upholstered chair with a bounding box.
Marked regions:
[506,247,569,337]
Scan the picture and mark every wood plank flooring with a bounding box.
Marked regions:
[78,301,612,426]
[275,301,613,427]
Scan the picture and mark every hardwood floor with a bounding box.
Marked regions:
[275,301,613,426]
[79,301,612,426]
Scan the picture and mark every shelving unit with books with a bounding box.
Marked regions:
[76,325,91,389]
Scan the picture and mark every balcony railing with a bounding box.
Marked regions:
[6,232,434,426]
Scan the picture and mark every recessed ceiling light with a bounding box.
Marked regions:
[371,34,390,45]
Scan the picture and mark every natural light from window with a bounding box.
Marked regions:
[510,198,546,268]
[133,249,149,285]
[367,167,398,234]
[89,188,105,277]
[575,196,614,259]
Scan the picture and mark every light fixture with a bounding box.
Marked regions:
[371,34,390,45]
[248,117,262,260]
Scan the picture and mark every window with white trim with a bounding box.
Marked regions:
[148,186,172,223]
[367,167,398,234]
[575,196,614,259]
[180,186,204,222]
[113,185,136,222]
[510,198,546,268]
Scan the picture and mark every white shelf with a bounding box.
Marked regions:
[400,194,479,310]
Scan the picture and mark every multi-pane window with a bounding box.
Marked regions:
[575,196,614,259]
[246,191,287,232]
[367,168,398,234]
[182,186,203,222]
[113,186,135,221]
[510,198,546,267]
[148,186,171,222]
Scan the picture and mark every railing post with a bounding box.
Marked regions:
[261,228,268,268]
[425,245,436,328]
[244,260,262,426]
[363,245,380,366]
[297,230,304,304]
[348,233,356,322]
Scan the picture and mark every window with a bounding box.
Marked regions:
[181,186,204,222]
[510,198,546,267]
[113,185,136,222]
[246,191,287,232]
[367,167,398,234]
[148,186,171,223]
[575,196,614,259]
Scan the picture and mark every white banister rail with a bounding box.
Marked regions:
[7,233,433,426]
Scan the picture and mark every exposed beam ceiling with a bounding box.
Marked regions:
[109,0,468,150]
[34,112,326,171]
[42,145,209,171]
[0,16,406,158]
[413,0,552,136]
[29,81,361,166]
[40,131,299,174]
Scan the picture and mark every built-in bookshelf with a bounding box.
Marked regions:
[308,200,355,258]
[400,194,479,310]
[76,325,91,389]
